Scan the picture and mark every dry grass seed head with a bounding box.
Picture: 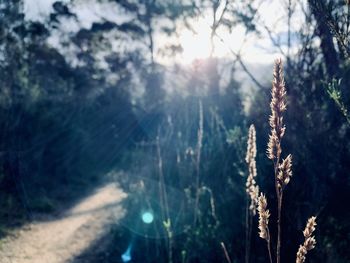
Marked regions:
[246,124,259,214]
[296,217,317,263]
[267,59,287,160]
[277,154,293,188]
[258,193,270,240]
[246,124,257,168]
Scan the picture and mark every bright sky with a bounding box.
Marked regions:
[24,0,307,66]
[162,0,306,65]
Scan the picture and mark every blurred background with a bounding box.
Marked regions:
[0,0,349,262]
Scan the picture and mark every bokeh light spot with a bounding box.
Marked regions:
[142,211,154,224]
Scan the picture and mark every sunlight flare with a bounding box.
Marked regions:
[179,23,212,63]
[141,211,154,224]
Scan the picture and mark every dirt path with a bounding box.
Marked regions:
[0,183,126,263]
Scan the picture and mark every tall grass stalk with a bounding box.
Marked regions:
[245,124,259,263]
[296,217,317,263]
[266,59,291,263]
[258,193,273,263]
[194,100,204,225]
[221,242,233,263]
[256,59,316,263]
[156,133,172,263]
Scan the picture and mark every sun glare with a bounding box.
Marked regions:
[160,11,279,65]
[179,20,213,64]
[176,17,237,64]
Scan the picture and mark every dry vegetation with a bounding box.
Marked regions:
[246,59,317,263]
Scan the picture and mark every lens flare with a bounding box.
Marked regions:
[121,244,132,262]
[141,211,154,224]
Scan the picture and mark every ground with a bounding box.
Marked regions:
[0,183,126,263]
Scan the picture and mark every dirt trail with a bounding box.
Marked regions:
[0,183,126,263]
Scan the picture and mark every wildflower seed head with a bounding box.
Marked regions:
[267,58,287,160]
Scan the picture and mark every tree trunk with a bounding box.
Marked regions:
[308,0,340,78]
